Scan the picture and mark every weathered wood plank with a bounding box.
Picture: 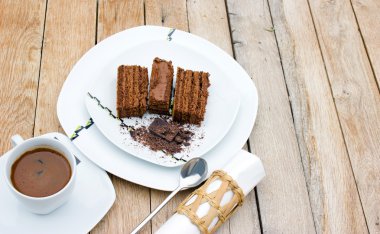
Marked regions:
[186,1,259,233]
[145,0,188,31]
[0,0,46,153]
[150,189,195,233]
[267,0,368,232]
[91,1,151,234]
[187,0,233,55]
[97,0,144,42]
[351,0,380,89]
[144,0,194,233]
[227,0,316,233]
[33,3,95,234]
[92,176,151,234]
[308,0,380,232]
[34,0,96,136]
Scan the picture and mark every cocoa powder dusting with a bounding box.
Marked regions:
[130,118,193,155]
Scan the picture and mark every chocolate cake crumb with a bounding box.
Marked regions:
[148,118,179,142]
[130,118,193,155]
[174,136,183,143]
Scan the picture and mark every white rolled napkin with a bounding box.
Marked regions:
[156,150,265,234]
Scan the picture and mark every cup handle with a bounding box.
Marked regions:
[11,135,24,147]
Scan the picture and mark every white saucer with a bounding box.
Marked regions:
[0,133,115,234]
[57,26,258,191]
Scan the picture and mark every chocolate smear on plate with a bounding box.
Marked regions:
[130,118,193,155]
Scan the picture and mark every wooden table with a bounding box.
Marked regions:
[1,0,379,233]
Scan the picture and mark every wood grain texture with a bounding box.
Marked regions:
[97,0,144,42]
[227,0,316,233]
[308,0,380,232]
[150,189,193,233]
[187,0,233,55]
[0,0,46,153]
[267,0,368,232]
[351,0,380,89]
[34,0,96,136]
[34,3,95,234]
[92,176,151,234]
[145,0,188,31]
[91,1,151,234]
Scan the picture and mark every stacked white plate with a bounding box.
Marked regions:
[57,26,258,191]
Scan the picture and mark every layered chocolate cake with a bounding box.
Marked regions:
[116,65,149,118]
[173,67,210,125]
[148,58,174,115]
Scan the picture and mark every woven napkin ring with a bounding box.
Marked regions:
[177,170,244,234]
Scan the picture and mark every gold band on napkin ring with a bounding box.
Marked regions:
[177,170,244,234]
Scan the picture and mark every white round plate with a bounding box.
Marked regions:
[57,26,258,191]
[0,133,115,234]
[85,42,241,167]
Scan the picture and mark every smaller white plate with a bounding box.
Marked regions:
[85,45,241,167]
[0,133,115,234]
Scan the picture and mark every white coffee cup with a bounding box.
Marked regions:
[4,135,77,214]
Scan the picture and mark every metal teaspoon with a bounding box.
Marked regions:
[131,158,208,234]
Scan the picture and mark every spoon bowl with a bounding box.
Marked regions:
[180,158,208,188]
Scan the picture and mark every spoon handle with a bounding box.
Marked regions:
[131,186,182,234]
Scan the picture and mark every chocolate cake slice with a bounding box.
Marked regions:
[173,67,210,125]
[148,58,174,115]
[116,65,148,118]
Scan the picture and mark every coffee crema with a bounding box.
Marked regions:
[11,148,71,198]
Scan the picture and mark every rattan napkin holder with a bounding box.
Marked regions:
[177,170,244,234]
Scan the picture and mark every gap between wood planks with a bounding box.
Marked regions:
[227,0,315,232]
[224,0,264,232]
[350,0,380,91]
[264,0,318,231]
[348,0,380,91]
[95,0,99,44]
[246,139,264,234]
[307,0,379,232]
[265,0,377,232]
[32,0,48,138]
[223,0,264,231]
[304,0,369,232]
